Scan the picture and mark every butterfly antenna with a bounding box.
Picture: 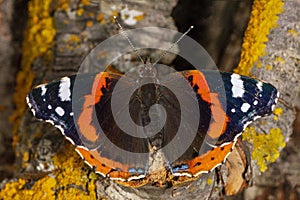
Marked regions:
[113,16,145,64]
[152,25,194,67]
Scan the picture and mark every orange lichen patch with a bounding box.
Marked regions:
[22,151,29,162]
[234,0,284,76]
[80,0,90,6]
[10,0,56,145]
[88,12,95,18]
[0,144,97,199]
[97,13,105,23]
[68,34,82,43]
[55,0,71,12]
[242,127,286,172]
[134,14,145,22]
[57,34,82,53]
[110,10,119,22]
[77,8,84,16]
[86,21,94,27]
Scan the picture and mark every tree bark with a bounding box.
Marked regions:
[0,0,299,199]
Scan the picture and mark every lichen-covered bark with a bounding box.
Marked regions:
[241,0,300,199]
[0,0,299,199]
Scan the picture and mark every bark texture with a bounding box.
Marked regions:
[0,0,299,199]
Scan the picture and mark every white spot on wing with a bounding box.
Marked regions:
[55,107,65,116]
[257,81,263,91]
[41,85,47,96]
[231,74,244,98]
[59,77,71,101]
[241,103,251,112]
[48,105,52,109]
[253,100,258,105]
[231,108,236,113]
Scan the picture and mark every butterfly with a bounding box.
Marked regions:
[26,63,279,188]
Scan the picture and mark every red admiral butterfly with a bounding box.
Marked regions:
[26,63,279,187]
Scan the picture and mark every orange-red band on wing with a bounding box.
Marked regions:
[187,142,234,175]
[77,72,112,142]
[183,70,229,139]
[75,146,136,180]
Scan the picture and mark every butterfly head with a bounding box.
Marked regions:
[138,57,157,78]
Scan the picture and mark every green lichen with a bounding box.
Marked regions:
[242,127,286,172]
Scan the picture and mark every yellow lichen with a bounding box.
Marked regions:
[265,64,273,70]
[273,107,283,121]
[68,34,82,43]
[3,1,99,198]
[10,0,56,145]
[56,0,71,12]
[58,34,82,53]
[86,21,94,27]
[287,29,298,37]
[207,178,213,185]
[134,14,145,22]
[23,151,29,162]
[275,56,285,63]
[242,127,286,172]
[0,179,27,199]
[256,60,262,68]
[77,8,84,16]
[88,12,95,18]
[0,143,97,199]
[97,13,104,21]
[273,107,283,116]
[80,0,90,6]
[234,0,284,76]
